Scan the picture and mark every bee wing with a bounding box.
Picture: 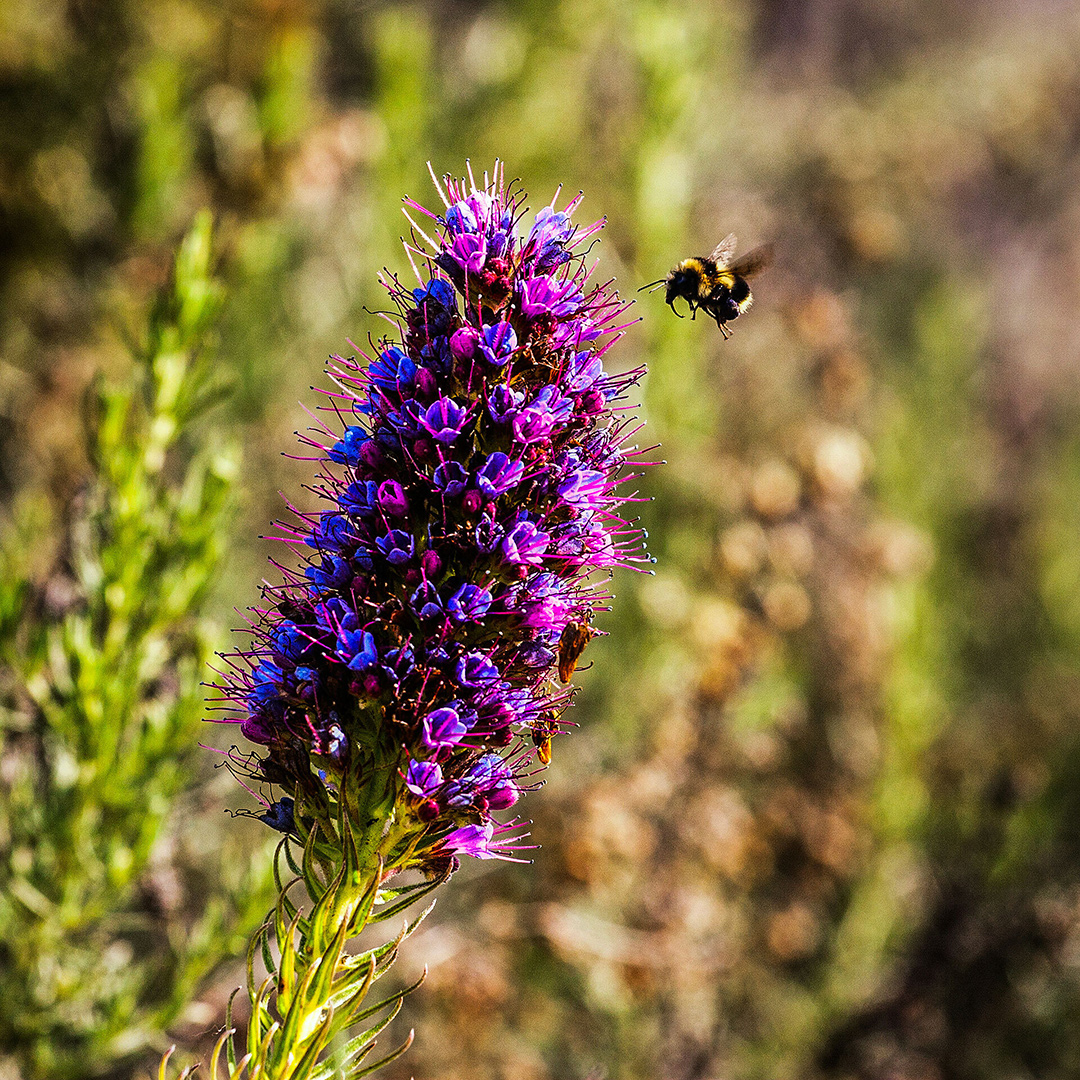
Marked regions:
[709,233,739,267]
[728,243,774,280]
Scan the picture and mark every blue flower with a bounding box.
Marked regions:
[478,321,517,367]
[370,346,417,390]
[336,628,379,671]
[328,425,371,466]
[476,452,524,499]
[376,529,415,566]
[258,797,295,834]
[306,555,352,593]
[447,583,493,622]
[413,279,457,308]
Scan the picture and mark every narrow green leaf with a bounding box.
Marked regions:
[225,987,241,1071]
[348,966,426,1027]
[277,908,305,1015]
[261,919,278,977]
[367,870,447,926]
[350,1029,414,1079]
[208,1026,233,1079]
[310,995,403,1079]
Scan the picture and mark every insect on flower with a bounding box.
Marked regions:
[640,234,773,338]
[557,620,594,684]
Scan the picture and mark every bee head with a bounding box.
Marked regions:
[665,262,699,306]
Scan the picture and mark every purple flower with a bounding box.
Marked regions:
[515,572,574,631]
[410,581,444,622]
[476,452,524,499]
[449,326,479,362]
[488,384,524,424]
[529,205,573,248]
[419,397,471,444]
[432,460,468,497]
[422,706,469,751]
[405,759,443,798]
[443,232,487,274]
[478,321,517,367]
[377,480,409,517]
[466,753,520,810]
[511,386,573,445]
[447,583,493,622]
[341,480,379,516]
[567,350,604,392]
[445,195,486,234]
[218,165,651,868]
[519,275,583,319]
[557,467,608,513]
[439,822,522,861]
[455,651,499,687]
[500,518,550,566]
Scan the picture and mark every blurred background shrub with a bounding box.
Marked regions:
[0,214,275,1077]
[3,1,1080,1078]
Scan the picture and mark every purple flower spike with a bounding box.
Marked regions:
[217,163,651,869]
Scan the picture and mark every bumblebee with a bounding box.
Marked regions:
[641,234,773,337]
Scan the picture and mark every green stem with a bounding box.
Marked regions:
[199,763,442,1080]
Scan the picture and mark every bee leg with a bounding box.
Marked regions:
[719,322,731,339]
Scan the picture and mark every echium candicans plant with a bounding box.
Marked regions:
[175,163,651,1079]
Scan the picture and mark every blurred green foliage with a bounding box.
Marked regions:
[0,214,274,1076]
[3,0,1080,1078]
